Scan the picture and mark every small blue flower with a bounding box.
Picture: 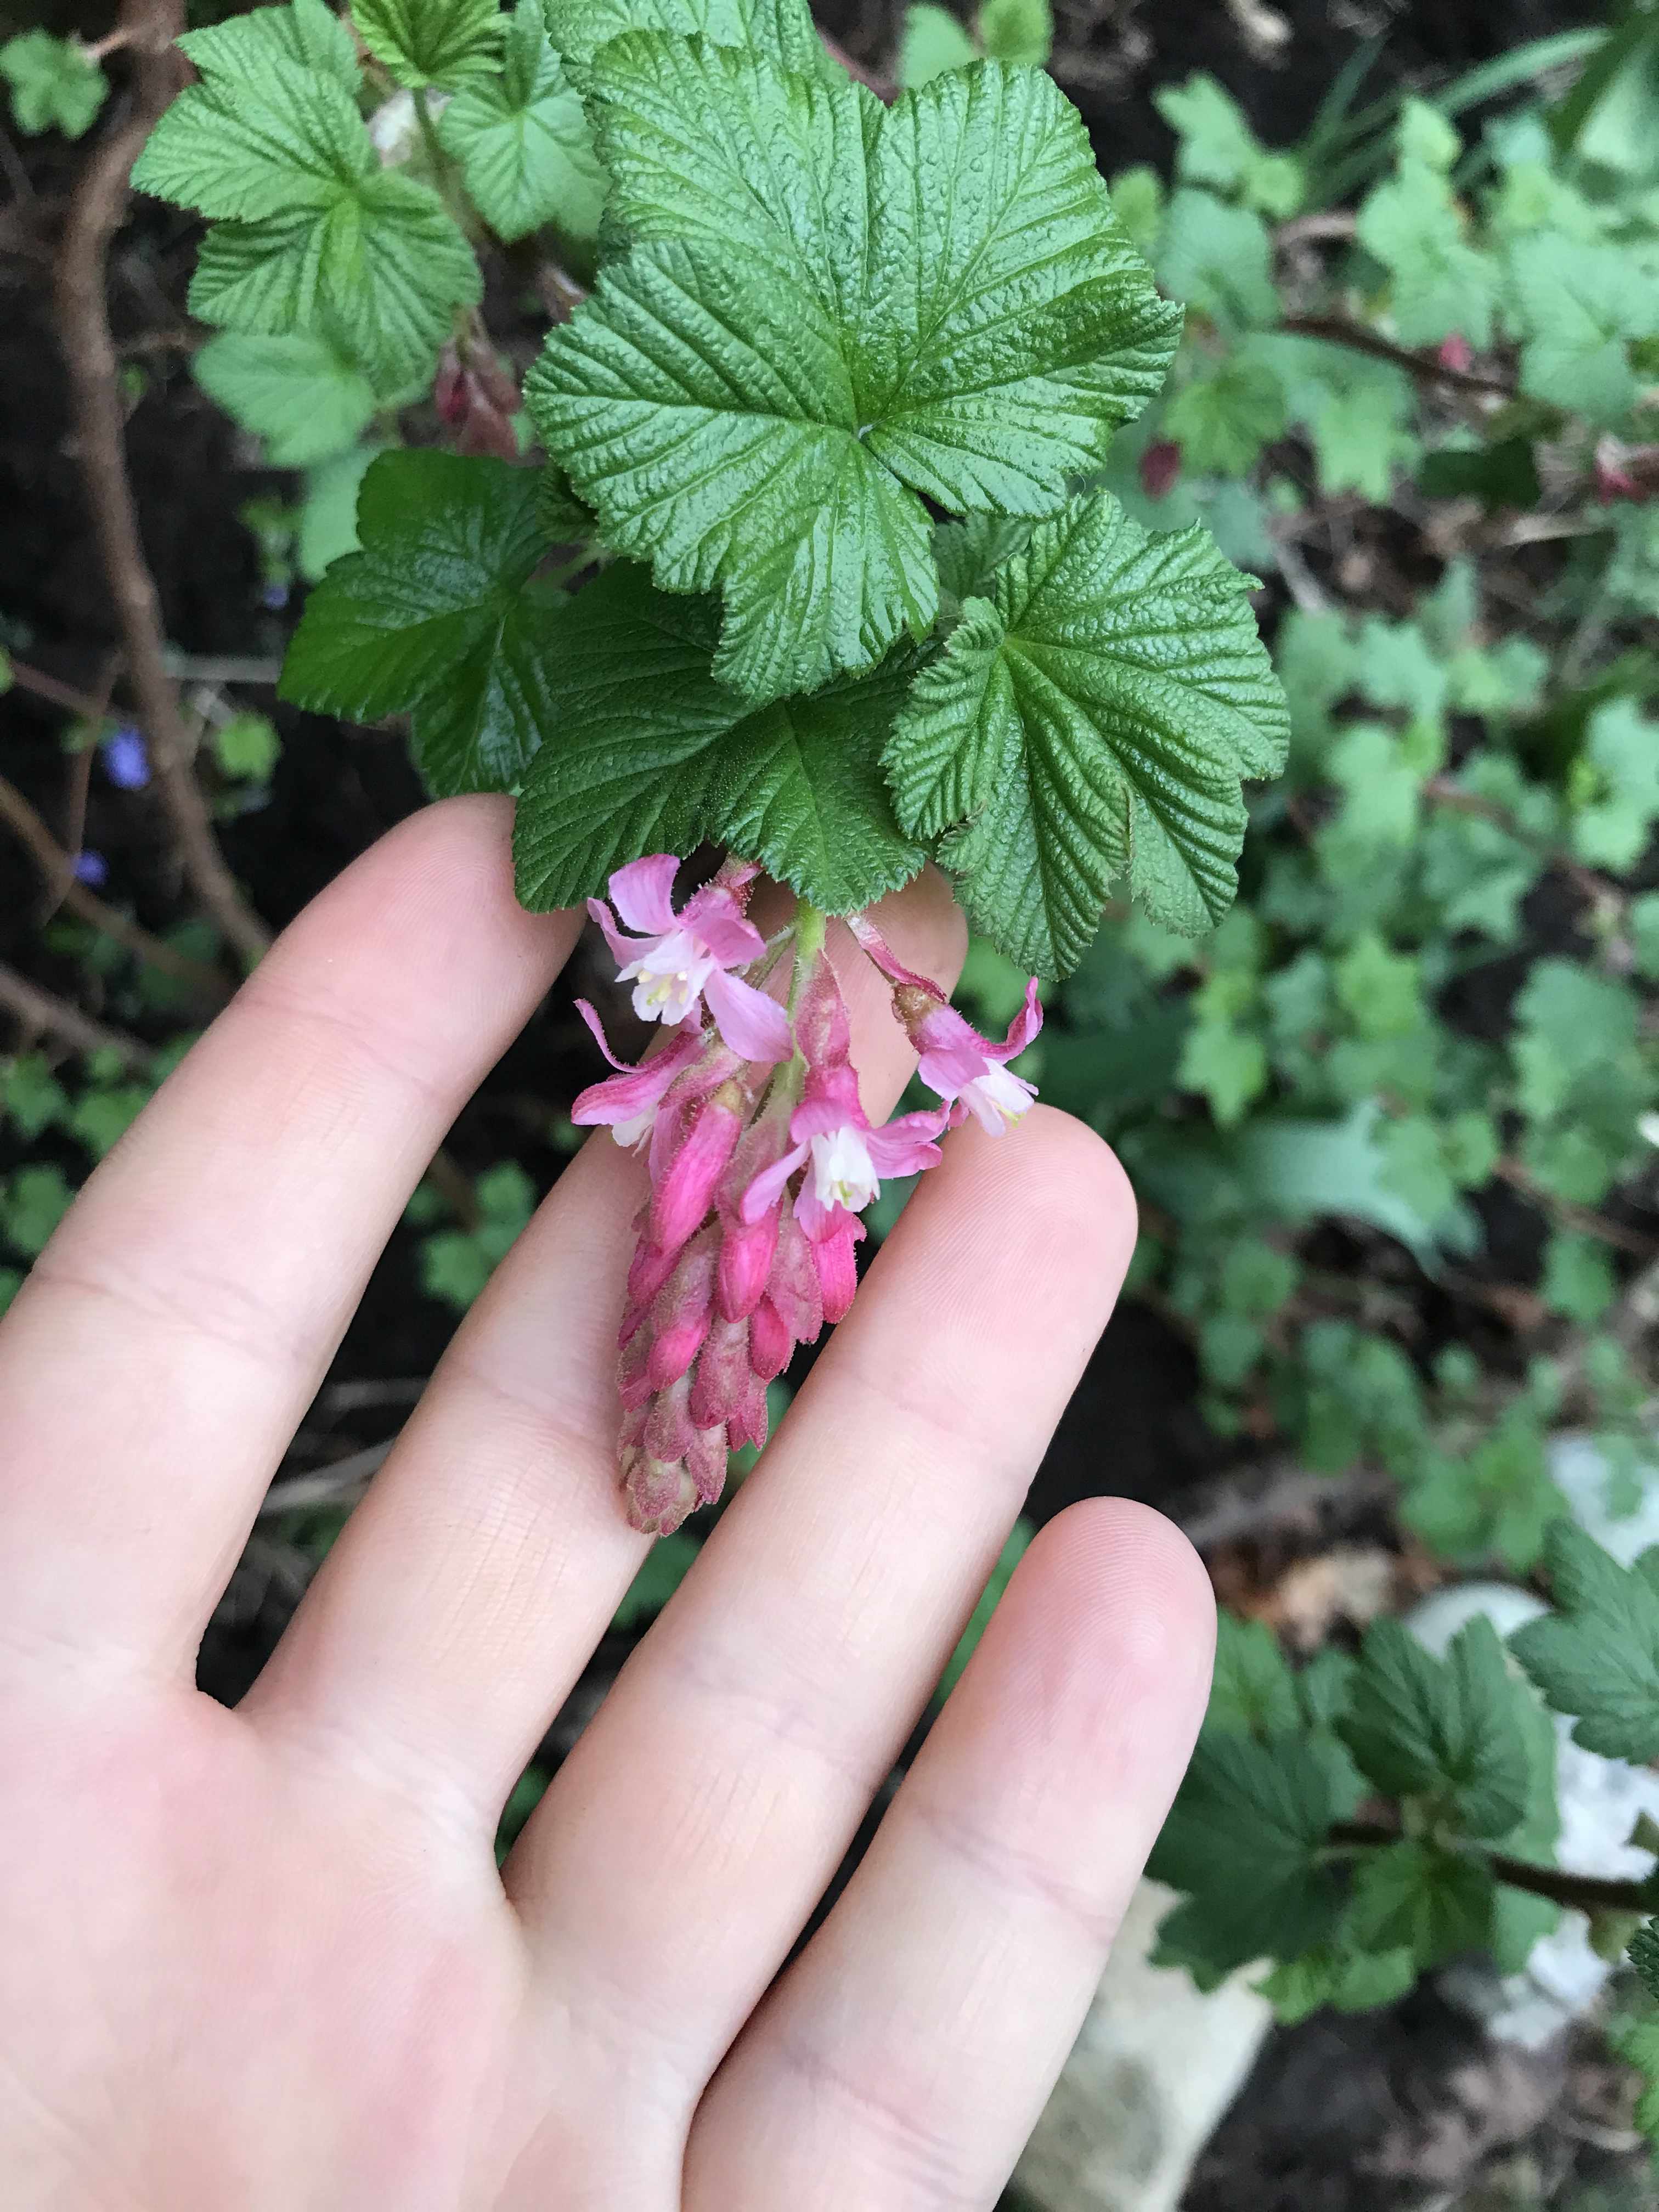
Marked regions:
[262,580,290,612]
[100,725,150,791]
[72,849,109,887]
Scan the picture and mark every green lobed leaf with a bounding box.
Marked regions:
[1156,187,1279,331]
[1205,1611,1300,1740]
[1511,1522,1659,1763]
[1632,1919,1659,2004]
[177,0,361,89]
[883,492,1288,977]
[187,173,482,396]
[1163,356,1288,478]
[136,33,479,394]
[133,58,374,224]
[193,332,382,466]
[511,563,924,913]
[1148,1730,1356,1977]
[1356,160,1498,348]
[1508,233,1659,427]
[1347,1840,1496,1968]
[1257,1940,1415,2025]
[0,30,108,138]
[1339,1615,1534,1840]
[544,0,831,76]
[350,0,504,88]
[437,0,607,244]
[279,451,558,798]
[528,47,1180,703]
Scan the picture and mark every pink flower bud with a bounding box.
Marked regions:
[717,1207,780,1319]
[1139,439,1182,499]
[690,1314,751,1430]
[729,1374,769,1451]
[651,1080,745,1252]
[812,1226,860,1323]
[645,1372,696,1464]
[628,1234,680,1312]
[1437,331,1473,374]
[625,1454,698,1538]
[748,1294,792,1381]
[618,1325,651,1409]
[766,1208,825,1345]
[647,1308,712,1390]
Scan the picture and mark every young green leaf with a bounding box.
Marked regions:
[883,492,1289,977]
[193,333,382,466]
[511,565,925,913]
[1510,1522,1659,1763]
[1508,233,1659,427]
[1205,1611,1301,1740]
[1355,161,1498,348]
[134,36,479,393]
[1257,1940,1415,2025]
[437,1,607,244]
[1163,356,1288,478]
[1156,188,1279,331]
[1147,1731,1356,1976]
[1155,72,1301,217]
[177,0,361,89]
[0,30,108,139]
[975,0,1052,68]
[132,58,375,225]
[1339,1616,1533,1839]
[545,0,830,76]
[350,0,504,88]
[1347,1839,1495,1968]
[528,48,1180,703]
[898,3,978,86]
[279,452,558,797]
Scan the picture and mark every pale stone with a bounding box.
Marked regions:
[1013,1878,1273,2212]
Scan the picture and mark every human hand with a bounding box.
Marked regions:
[0,800,1214,2211]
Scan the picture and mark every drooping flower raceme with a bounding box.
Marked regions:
[571,856,1041,1534]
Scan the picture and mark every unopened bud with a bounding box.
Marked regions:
[748,1294,792,1382]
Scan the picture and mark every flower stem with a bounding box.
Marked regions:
[789,903,827,1013]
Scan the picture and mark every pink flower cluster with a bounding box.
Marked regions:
[572,857,1043,1533]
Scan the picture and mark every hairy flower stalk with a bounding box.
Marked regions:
[574,860,1044,1534]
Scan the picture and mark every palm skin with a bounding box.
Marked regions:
[0,801,1212,2211]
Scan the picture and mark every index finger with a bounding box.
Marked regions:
[0,799,580,1680]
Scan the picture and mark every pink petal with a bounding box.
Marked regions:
[569,1002,702,1126]
[607,854,681,935]
[864,1108,947,1178]
[684,885,766,968]
[740,1139,808,1224]
[586,896,639,969]
[790,1076,866,1143]
[704,966,793,1064]
[991,978,1043,1063]
[843,910,937,992]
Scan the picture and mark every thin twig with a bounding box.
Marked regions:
[54,0,271,970]
[1279,313,1516,398]
[1274,210,1359,251]
[0,961,155,1070]
[0,770,230,1007]
[1493,1156,1659,1260]
[160,650,285,687]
